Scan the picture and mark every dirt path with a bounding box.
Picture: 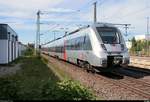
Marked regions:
[0,64,22,77]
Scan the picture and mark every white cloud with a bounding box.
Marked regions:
[97,0,150,36]
[0,0,62,11]
[0,0,63,19]
[0,0,150,43]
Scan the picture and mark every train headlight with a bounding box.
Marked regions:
[121,44,128,52]
[101,44,107,51]
[121,44,125,51]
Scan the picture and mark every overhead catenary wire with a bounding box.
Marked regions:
[40,0,95,21]
[108,5,150,21]
[40,0,108,46]
[40,24,60,35]
[40,0,102,26]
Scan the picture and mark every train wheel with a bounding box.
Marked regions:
[85,63,95,73]
[77,59,81,67]
[84,62,88,72]
[90,66,96,74]
[91,67,96,74]
[78,60,84,68]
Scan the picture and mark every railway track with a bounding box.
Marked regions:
[42,54,150,99]
[97,72,150,99]
[110,69,150,98]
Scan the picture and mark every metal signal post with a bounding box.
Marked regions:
[93,2,97,23]
[35,10,41,56]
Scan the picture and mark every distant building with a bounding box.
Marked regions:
[28,43,34,49]
[135,34,150,41]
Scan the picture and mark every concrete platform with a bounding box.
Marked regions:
[129,56,150,70]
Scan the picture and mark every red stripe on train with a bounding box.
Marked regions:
[63,40,67,60]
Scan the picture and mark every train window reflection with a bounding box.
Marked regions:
[97,27,120,44]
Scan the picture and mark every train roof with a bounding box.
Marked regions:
[91,22,116,27]
[42,22,117,46]
[68,22,116,35]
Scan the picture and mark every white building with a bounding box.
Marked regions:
[135,34,150,41]
[125,41,132,49]
[0,24,18,64]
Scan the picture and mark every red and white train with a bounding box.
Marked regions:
[42,23,130,72]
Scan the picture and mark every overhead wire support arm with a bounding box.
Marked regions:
[110,23,131,37]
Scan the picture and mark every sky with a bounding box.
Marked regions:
[0,0,150,44]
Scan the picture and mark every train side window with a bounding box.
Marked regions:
[74,37,78,50]
[66,40,69,50]
[74,38,78,50]
[66,40,70,50]
[79,36,84,50]
[70,39,73,50]
[83,36,86,44]
[85,35,92,50]
[73,38,77,50]
[77,37,81,50]
[71,39,74,50]
[68,40,71,50]
[62,46,64,53]
[83,36,86,50]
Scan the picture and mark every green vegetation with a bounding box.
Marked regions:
[24,47,34,56]
[42,79,95,100]
[0,49,96,100]
[130,37,150,56]
[43,57,71,81]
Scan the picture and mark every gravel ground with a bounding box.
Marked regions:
[130,56,150,70]
[0,64,21,77]
[142,76,150,83]
[43,55,150,100]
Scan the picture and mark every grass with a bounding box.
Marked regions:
[0,56,59,100]
[42,56,71,81]
[0,49,96,100]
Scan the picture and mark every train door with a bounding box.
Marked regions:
[63,40,67,61]
[84,35,92,62]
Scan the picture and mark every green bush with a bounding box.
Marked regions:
[0,57,96,100]
[130,37,150,56]
[42,79,96,100]
[0,78,18,100]
[24,48,33,56]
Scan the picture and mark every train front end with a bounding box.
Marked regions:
[94,24,130,68]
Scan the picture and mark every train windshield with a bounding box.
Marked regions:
[96,27,121,44]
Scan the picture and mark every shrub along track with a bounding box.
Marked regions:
[0,56,95,100]
[42,54,150,100]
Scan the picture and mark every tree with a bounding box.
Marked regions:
[130,37,137,52]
